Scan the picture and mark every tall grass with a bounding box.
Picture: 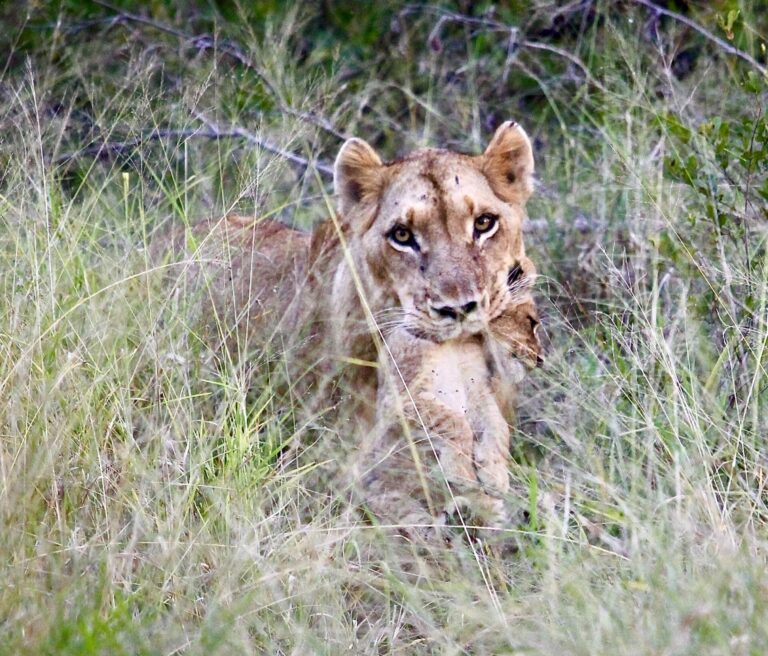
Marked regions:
[1,1,766,654]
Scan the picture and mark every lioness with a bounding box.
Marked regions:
[156,121,538,537]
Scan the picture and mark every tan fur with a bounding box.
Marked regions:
[485,256,543,419]
[153,122,540,543]
[360,258,542,545]
[151,214,313,351]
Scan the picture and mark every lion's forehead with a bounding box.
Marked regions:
[380,156,517,233]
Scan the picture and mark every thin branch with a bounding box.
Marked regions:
[53,120,335,178]
[520,40,609,94]
[402,4,608,93]
[91,0,349,141]
[193,112,334,177]
[631,0,767,77]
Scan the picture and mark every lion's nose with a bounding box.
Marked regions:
[432,300,479,321]
[461,300,478,315]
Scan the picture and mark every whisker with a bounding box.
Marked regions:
[373,308,409,323]
[508,273,535,296]
[374,306,406,316]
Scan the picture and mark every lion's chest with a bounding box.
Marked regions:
[424,341,490,415]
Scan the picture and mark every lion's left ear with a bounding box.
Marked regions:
[480,121,535,205]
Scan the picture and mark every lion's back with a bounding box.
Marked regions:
[152,214,313,346]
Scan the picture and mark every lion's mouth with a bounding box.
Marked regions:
[385,299,490,343]
[402,315,487,343]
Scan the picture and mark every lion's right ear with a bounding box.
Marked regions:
[334,138,385,218]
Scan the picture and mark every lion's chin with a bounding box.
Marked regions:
[404,319,487,343]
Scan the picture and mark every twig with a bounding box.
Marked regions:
[402,4,608,93]
[91,0,349,141]
[54,121,334,178]
[193,112,334,177]
[631,0,767,77]
[519,40,609,94]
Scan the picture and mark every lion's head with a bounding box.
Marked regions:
[333,121,535,343]
[490,254,542,369]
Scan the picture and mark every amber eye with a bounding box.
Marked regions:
[392,226,411,243]
[474,213,498,236]
[388,224,418,250]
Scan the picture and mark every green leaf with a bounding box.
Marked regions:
[744,71,765,94]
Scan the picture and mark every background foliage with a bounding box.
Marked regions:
[1,1,767,654]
